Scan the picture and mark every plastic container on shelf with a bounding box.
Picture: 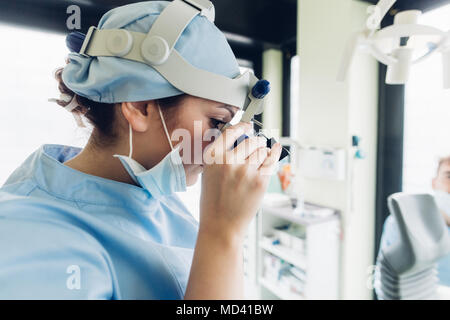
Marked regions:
[271,224,291,247]
[270,223,307,253]
[287,274,305,296]
[272,229,292,247]
[263,252,282,283]
[288,224,307,253]
[262,234,278,246]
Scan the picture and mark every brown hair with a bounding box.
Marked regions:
[52,66,187,148]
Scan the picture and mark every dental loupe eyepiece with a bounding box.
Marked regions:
[258,133,290,161]
[232,133,290,162]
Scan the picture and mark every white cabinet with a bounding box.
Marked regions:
[255,204,341,300]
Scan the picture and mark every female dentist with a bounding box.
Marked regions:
[0,1,281,299]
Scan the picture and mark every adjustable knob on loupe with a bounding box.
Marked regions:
[252,80,271,99]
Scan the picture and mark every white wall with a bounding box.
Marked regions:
[262,49,283,138]
[297,0,379,299]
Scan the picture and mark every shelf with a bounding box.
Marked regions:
[260,242,307,270]
[259,277,304,300]
[263,205,338,226]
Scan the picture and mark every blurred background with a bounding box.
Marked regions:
[0,0,449,300]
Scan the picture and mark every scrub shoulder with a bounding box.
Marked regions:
[0,192,114,299]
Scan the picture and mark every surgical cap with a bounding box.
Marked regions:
[62,1,241,103]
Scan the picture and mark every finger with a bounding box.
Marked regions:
[247,147,270,172]
[259,143,282,176]
[227,135,267,164]
[210,122,253,157]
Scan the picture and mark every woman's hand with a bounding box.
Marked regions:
[199,122,282,242]
[185,122,281,299]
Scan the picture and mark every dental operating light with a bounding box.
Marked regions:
[338,0,450,88]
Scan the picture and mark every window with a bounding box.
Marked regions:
[402,4,450,193]
[0,24,88,185]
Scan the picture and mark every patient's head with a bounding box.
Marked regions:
[432,156,450,193]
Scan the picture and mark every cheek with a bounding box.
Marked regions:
[176,118,212,165]
[444,180,450,192]
[435,178,450,193]
[190,122,220,165]
[187,118,215,152]
[200,123,221,154]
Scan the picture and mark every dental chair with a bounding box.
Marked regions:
[375,193,450,300]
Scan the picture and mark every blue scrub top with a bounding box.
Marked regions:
[379,215,450,287]
[0,144,199,299]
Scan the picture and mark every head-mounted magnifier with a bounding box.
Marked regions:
[68,0,289,160]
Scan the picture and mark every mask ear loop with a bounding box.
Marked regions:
[128,102,172,160]
[128,123,133,158]
[157,103,174,151]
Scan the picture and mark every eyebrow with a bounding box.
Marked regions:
[218,104,237,118]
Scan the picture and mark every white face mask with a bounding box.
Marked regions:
[434,190,450,218]
[113,104,186,199]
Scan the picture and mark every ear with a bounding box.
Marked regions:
[121,101,153,132]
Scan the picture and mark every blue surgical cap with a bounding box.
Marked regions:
[62,1,241,103]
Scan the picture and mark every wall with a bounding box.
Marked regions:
[297,0,379,299]
[262,48,283,138]
[0,23,87,185]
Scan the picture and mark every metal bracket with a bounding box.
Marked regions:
[182,0,215,22]
[79,26,97,57]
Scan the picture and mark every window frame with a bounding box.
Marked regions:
[374,0,450,293]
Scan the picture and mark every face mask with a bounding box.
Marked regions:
[113,104,187,199]
[434,190,450,218]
